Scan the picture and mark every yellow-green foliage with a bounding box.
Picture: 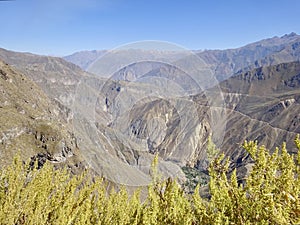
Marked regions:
[1,136,300,224]
[207,135,220,162]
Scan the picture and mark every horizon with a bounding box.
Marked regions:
[1,0,300,56]
[2,32,298,57]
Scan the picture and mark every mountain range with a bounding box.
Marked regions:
[64,32,300,81]
[0,33,300,190]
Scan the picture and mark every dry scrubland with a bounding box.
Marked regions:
[0,136,300,224]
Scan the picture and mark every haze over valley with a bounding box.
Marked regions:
[0,32,299,190]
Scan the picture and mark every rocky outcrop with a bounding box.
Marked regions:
[0,60,84,171]
[209,61,300,179]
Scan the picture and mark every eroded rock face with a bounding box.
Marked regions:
[0,49,188,186]
[211,61,300,180]
[61,34,300,184]
[71,54,300,185]
[0,60,84,171]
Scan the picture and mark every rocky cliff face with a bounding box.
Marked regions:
[0,60,84,171]
[209,61,300,177]
[87,60,300,180]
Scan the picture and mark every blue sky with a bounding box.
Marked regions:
[1,0,300,56]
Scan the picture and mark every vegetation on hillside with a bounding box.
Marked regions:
[0,136,300,224]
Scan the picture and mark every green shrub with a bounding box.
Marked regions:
[0,136,299,224]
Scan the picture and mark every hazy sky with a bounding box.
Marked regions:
[1,0,300,56]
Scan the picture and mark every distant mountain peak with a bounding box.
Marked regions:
[282,32,298,38]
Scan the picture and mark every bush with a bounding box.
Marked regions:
[0,136,300,224]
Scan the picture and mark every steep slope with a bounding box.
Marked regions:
[0,48,186,186]
[71,53,300,183]
[0,48,87,110]
[0,60,83,169]
[97,60,299,183]
[195,61,300,177]
[2,45,300,188]
[221,61,300,135]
